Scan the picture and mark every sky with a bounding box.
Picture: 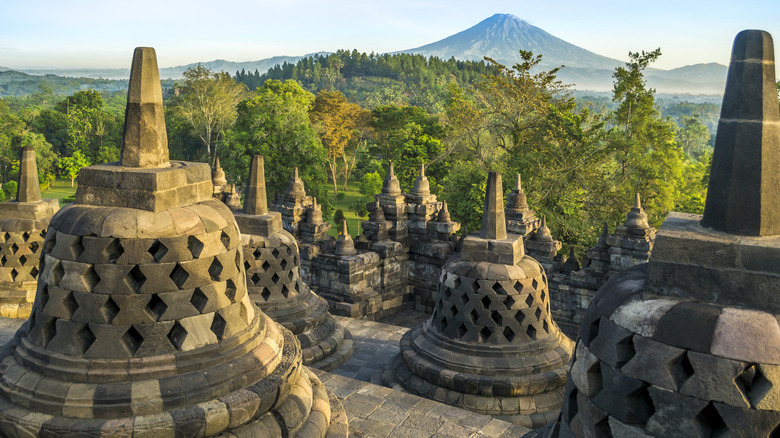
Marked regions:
[2,0,780,71]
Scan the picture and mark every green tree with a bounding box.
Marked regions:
[59,150,91,187]
[170,65,247,162]
[224,79,331,215]
[676,115,711,159]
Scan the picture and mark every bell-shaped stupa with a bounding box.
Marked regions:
[384,171,574,429]
[0,146,59,318]
[540,30,780,438]
[235,155,353,371]
[0,47,347,437]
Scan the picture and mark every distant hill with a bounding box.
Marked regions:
[15,52,330,80]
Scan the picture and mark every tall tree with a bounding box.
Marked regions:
[170,65,247,162]
[310,90,368,197]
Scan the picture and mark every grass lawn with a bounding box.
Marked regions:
[325,180,368,238]
[42,179,78,206]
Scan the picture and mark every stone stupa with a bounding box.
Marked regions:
[0,47,347,437]
[535,30,780,438]
[235,154,353,371]
[384,171,574,429]
[0,145,59,318]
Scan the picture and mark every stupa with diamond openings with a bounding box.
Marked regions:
[0,47,347,437]
[384,171,574,429]
[235,155,353,371]
[532,30,780,438]
[0,145,59,318]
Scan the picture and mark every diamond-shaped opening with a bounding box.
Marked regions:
[225,279,238,303]
[514,310,525,326]
[252,247,263,260]
[22,232,30,242]
[492,282,505,295]
[503,296,515,309]
[542,320,549,334]
[280,258,288,270]
[535,307,542,320]
[190,288,209,313]
[586,317,601,346]
[696,402,727,436]
[250,272,261,286]
[0,255,7,266]
[282,284,291,298]
[738,364,773,406]
[457,323,467,337]
[71,237,85,258]
[293,255,298,265]
[3,232,10,242]
[526,324,537,340]
[147,294,168,321]
[491,310,503,325]
[261,287,272,301]
[63,291,78,317]
[271,248,280,258]
[101,296,120,323]
[271,272,280,284]
[29,241,40,254]
[436,315,446,332]
[585,360,603,395]
[38,285,49,309]
[170,264,189,289]
[261,260,271,271]
[188,235,204,258]
[480,326,493,342]
[244,261,251,271]
[593,419,612,437]
[669,351,696,389]
[532,278,539,289]
[167,321,188,350]
[442,286,452,299]
[481,295,491,310]
[540,290,546,302]
[503,326,515,342]
[615,335,637,368]
[287,270,294,281]
[11,243,19,254]
[452,276,461,290]
[472,278,480,292]
[128,265,146,292]
[148,239,168,262]
[211,312,227,338]
[81,266,100,291]
[525,294,534,307]
[469,308,479,324]
[234,251,241,270]
[286,245,293,256]
[75,324,96,354]
[220,230,231,250]
[40,314,57,347]
[105,239,123,263]
[19,254,27,265]
[10,268,17,281]
[123,326,143,355]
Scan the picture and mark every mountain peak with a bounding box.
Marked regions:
[400,14,622,70]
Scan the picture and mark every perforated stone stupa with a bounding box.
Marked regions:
[0,145,59,318]
[384,171,574,429]
[536,30,780,438]
[235,155,353,371]
[0,47,347,437]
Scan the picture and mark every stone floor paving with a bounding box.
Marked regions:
[0,309,532,437]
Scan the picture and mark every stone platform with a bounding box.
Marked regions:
[0,312,528,438]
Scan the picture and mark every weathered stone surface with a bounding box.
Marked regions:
[645,387,710,438]
[17,145,41,203]
[121,47,169,168]
[480,172,506,241]
[620,335,687,391]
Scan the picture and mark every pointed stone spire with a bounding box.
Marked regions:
[369,197,385,222]
[701,30,780,236]
[534,215,553,242]
[596,222,609,249]
[120,47,169,168]
[411,163,430,196]
[212,156,227,187]
[334,219,357,256]
[243,155,268,216]
[225,184,242,211]
[382,160,402,196]
[285,167,306,200]
[562,247,581,274]
[624,193,650,229]
[16,145,41,203]
[437,200,451,223]
[506,173,530,211]
[480,171,507,240]
[307,197,323,224]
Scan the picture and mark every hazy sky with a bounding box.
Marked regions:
[2,0,779,70]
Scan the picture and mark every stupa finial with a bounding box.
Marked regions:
[243,155,268,216]
[480,171,507,240]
